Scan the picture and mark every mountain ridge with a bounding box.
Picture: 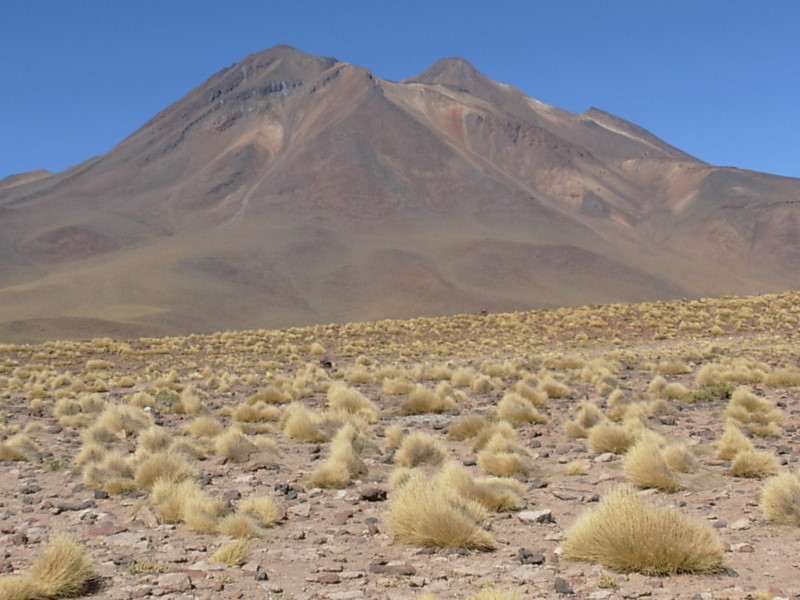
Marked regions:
[1,44,798,343]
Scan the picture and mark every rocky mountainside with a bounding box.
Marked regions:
[1,45,799,342]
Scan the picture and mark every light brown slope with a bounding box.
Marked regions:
[0,45,798,342]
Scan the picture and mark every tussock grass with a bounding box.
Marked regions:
[477,432,534,477]
[561,485,724,575]
[214,427,258,463]
[94,403,153,436]
[212,539,249,566]
[184,415,224,439]
[232,402,281,423]
[564,460,587,476]
[137,425,171,453]
[760,472,800,525]
[715,423,754,460]
[134,450,196,491]
[469,588,522,600]
[497,392,547,424]
[217,513,263,539]
[662,444,700,474]
[471,421,515,452]
[722,387,783,437]
[764,366,800,387]
[0,533,95,599]
[398,385,456,416]
[623,435,682,492]
[308,423,367,488]
[729,449,779,479]
[437,462,525,512]
[385,471,495,550]
[281,404,327,442]
[0,433,41,462]
[384,424,406,449]
[587,420,636,454]
[394,431,448,468]
[563,401,604,439]
[327,383,379,422]
[238,495,279,527]
[447,414,490,441]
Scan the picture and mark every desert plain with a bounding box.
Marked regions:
[1,292,800,600]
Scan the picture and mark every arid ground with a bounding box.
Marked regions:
[1,292,800,600]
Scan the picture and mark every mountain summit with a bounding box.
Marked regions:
[1,45,799,342]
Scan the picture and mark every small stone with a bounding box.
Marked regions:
[554,577,573,594]
[87,525,128,537]
[730,543,754,552]
[517,548,545,565]
[367,523,379,535]
[94,490,109,500]
[157,572,192,593]
[594,453,616,463]
[317,573,341,584]
[518,509,555,524]
[255,571,268,581]
[729,518,750,530]
[359,487,387,502]
[369,563,416,576]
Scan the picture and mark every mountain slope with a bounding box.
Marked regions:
[1,45,798,342]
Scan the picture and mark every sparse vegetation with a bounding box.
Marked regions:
[561,485,724,574]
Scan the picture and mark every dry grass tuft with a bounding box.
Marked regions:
[729,449,779,479]
[398,385,456,416]
[447,414,490,441]
[722,386,783,438]
[212,539,249,566]
[385,471,495,550]
[561,485,724,575]
[134,450,196,491]
[715,423,754,460]
[0,533,95,599]
[564,401,604,438]
[476,431,534,477]
[308,423,367,488]
[759,472,800,525]
[497,392,547,424]
[437,462,525,512]
[217,513,263,539]
[662,444,701,474]
[214,427,259,463]
[623,435,682,492]
[327,383,379,422]
[281,404,327,442]
[564,460,587,476]
[587,420,636,454]
[238,495,279,527]
[394,431,448,468]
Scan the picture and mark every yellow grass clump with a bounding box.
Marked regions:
[327,383,379,422]
[715,423,754,460]
[722,386,783,437]
[587,420,636,454]
[398,385,456,416]
[662,444,701,474]
[623,436,682,492]
[497,392,547,424]
[436,462,525,512]
[0,533,95,600]
[281,404,327,442]
[564,460,587,476]
[394,431,448,468]
[238,495,280,527]
[214,427,259,463]
[308,423,368,488]
[729,449,779,479]
[385,471,495,550]
[476,432,534,477]
[447,414,490,441]
[212,539,249,566]
[134,450,196,491]
[563,401,603,438]
[759,472,800,525]
[561,485,724,575]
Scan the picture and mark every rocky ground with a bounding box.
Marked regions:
[1,293,800,600]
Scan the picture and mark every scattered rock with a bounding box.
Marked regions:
[554,576,573,594]
[316,573,341,584]
[517,548,545,565]
[518,509,555,524]
[157,572,193,593]
[730,518,751,530]
[359,487,387,502]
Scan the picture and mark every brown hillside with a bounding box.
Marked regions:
[1,45,798,342]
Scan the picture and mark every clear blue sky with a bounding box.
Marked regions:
[2,1,798,179]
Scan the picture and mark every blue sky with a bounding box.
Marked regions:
[2,1,798,179]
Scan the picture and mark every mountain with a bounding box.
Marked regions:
[1,45,799,342]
